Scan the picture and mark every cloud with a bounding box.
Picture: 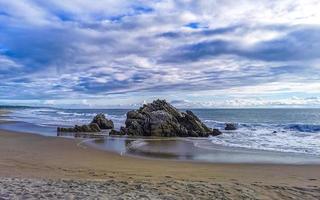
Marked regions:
[163,26,320,63]
[0,54,22,71]
[0,0,320,107]
[169,96,320,108]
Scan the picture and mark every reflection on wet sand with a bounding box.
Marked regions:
[86,136,320,164]
[126,139,199,159]
[57,131,109,138]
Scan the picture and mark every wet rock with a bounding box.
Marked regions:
[117,99,221,137]
[225,123,237,130]
[212,129,223,136]
[109,129,125,136]
[57,123,101,133]
[57,114,114,134]
[89,123,101,132]
[91,113,114,129]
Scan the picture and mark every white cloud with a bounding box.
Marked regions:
[0,55,22,70]
[0,0,320,107]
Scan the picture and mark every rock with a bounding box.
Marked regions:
[74,125,86,132]
[118,99,221,137]
[89,123,101,132]
[57,127,74,132]
[212,129,223,136]
[57,123,101,133]
[57,114,113,134]
[91,113,114,129]
[225,123,237,130]
[109,129,125,136]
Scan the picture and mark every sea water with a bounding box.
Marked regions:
[1,107,320,159]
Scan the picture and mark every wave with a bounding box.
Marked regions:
[208,124,320,155]
[56,111,97,117]
[202,118,320,156]
[284,124,320,133]
[204,119,320,133]
[8,108,127,130]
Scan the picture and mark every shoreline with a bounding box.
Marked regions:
[1,129,320,180]
[0,129,320,199]
[3,107,320,157]
[1,120,320,165]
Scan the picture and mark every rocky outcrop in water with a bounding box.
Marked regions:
[109,129,125,136]
[116,99,222,137]
[57,113,113,133]
[91,113,114,129]
[212,128,223,136]
[225,123,237,130]
[57,123,101,133]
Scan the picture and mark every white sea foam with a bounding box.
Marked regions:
[208,124,320,156]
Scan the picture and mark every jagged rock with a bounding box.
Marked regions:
[212,128,223,136]
[57,127,74,132]
[57,123,101,133]
[89,123,101,132]
[225,123,237,130]
[91,113,114,129]
[109,129,125,136]
[57,114,114,134]
[115,99,221,137]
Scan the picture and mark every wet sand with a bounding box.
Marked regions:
[87,136,320,164]
[0,129,320,199]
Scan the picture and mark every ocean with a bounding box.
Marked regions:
[1,107,320,159]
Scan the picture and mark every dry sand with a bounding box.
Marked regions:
[0,129,319,199]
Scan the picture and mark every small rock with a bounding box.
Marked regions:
[109,129,124,136]
[57,124,101,133]
[225,123,237,130]
[211,129,222,136]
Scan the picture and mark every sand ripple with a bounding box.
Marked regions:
[0,178,319,200]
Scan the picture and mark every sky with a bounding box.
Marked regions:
[1,0,320,108]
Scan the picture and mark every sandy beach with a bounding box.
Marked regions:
[0,128,319,199]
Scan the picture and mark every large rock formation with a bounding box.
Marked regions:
[91,113,114,129]
[117,99,222,137]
